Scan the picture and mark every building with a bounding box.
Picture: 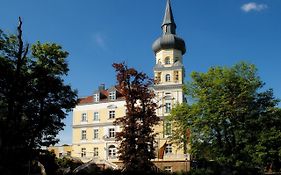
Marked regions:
[48,145,72,158]
[72,0,189,172]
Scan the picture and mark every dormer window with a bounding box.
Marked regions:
[94,93,99,102]
[109,91,116,100]
[165,57,171,65]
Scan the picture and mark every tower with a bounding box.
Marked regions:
[152,0,186,118]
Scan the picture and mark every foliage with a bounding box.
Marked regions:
[113,63,160,173]
[39,150,59,175]
[56,157,83,171]
[0,18,77,174]
[169,62,281,173]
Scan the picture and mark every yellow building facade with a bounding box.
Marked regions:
[48,145,72,158]
[72,0,189,172]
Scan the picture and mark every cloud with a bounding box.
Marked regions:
[241,2,268,12]
[92,33,107,50]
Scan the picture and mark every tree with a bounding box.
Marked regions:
[0,18,77,174]
[169,62,281,173]
[113,63,160,173]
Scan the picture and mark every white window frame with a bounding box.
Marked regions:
[108,145,117,158]
[165,102,171,113]
[93,93,99,102]
[165,144,172,154]
[81,148,86,158]
[81,113,87,122]
[93,112,99,121]
[93,129,99,140]
[109,110,115,119]
[93,147,99,157]
[81,130,87,140]
[109,128,115,138]
[109,91,116,100]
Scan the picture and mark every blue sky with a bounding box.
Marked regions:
[1,0,281,145]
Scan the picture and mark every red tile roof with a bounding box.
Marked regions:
[78,96,93,105]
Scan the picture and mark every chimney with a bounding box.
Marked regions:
[98,84,105,91]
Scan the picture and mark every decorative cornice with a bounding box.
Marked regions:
[153,84,183,90]
[154,65,183,71]
[73,122,114,128]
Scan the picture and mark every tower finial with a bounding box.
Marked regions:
[162,0,176,34]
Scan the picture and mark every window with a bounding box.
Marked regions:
[109,110,115,119]
[108,145,116,158]
[81,113,87,122]
[174,71,179,81]
[81,130,87,140]
[94,94,99,102]
[174,57,179,63]
[164,166,172,172]
[93,147,99,157]
[165,122,172,136]
[93,129,99,139]
[165,144,172,154]
[165,74,171,82]
[109,91,116,100]
[93,112,99,121]
[165,103,171,113]
[81,148,86,157]
[165,57,171,64]
[109,128,115,138]
[155,72,162,84]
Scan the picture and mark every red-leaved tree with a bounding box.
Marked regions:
[113,63,160,173]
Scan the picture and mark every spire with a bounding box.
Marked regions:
[152,0,186,55]
[161,0,176,35]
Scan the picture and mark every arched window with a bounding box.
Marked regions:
[108,145,116,158]
[165,74,171,82]
[165,57,171,65]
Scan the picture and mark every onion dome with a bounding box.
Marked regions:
[152,0,186,55]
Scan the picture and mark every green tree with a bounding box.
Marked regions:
[169,62,281,173]
[0,18,77,174]
[113,63,160,173]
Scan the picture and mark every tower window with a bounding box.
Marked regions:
[164,121,172,136]
[174,71,179,81]
[165,102,171,113]
[165,57,171,65]
[165,74,171,82]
